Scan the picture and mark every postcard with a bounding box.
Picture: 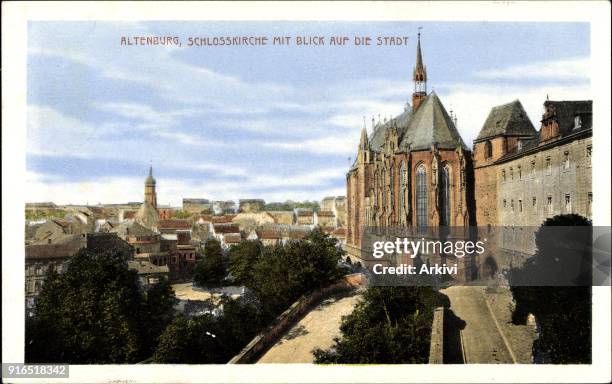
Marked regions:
[2,1,611,383]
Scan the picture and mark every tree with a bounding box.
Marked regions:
[248,227,345,316]
[142,279,178,356]
[153,296,267,363]
[171,210,192,219]
[228,240,262,285]
[313,286,448,364]
[193,239,226,287]
[509,214,592,363]
[25,246,176,364]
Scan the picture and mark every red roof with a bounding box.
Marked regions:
[224,233,242,243]
[123,211,137,219]
[256,230,282,239]
[158,219,192,230]
[211,215,235,223]
[332,227,346,236]
[287,231,308,240]
[213,223,240,234]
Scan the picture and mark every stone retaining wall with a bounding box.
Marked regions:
[228,273,365,364]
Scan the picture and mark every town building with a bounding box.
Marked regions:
[473,99,593,264]
[25,233,132,314]
[127,260,169,289]
[295,208,314,226]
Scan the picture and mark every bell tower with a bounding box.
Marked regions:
[412,29,428,110]
[144,165,157,209]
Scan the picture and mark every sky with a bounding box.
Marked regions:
[26,21,591,206]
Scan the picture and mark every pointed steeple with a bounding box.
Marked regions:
[359,117,369,150]
[412,29,428,111]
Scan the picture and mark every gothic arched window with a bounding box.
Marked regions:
[440,165,451,226]
[400,161,407,213]
[381,168,386,210]
[416,164,428,229]
[389,166,394,209]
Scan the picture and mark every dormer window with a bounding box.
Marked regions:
[574,115,582,129]
[517,140,522,151]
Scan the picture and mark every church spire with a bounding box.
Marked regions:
[412,28,428,110]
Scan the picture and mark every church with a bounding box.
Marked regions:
[345,34,593,281]
[345,33,476,270]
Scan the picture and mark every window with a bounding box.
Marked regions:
[532,197,537,213]
[545,157,552,174]
[416,165,428,229]
[519,199,523,213]
[587,145,592,167]
[531,159,536,176]
[440,166,451,226]
[389,167,394,208]
[517,140,523,151]
[588,192,593,216]
[564,151,570,169]
[485,141,493,159]
[502,169,506,182]
[510,199,515,213]
[574,115,582,129]
[503,199,507,208]
[518,166,522,180]
[565,194,571,212]
[400,162,407,213]
[547,195,553,214]
[510,167,514,180]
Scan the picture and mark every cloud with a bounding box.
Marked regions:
[476,57,590,81]
[259,135,360,156]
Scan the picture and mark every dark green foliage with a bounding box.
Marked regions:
[264,200,320,212]
[509,214,592,363]
[247,227,346,316]
[25,209,67,221]
[142,279,178,356]
[152,296,267,363]
[170,210,192,219]
[25,247,177,364]
[193,239,226,287]
[313,286,448,364]
[228,240,262,285]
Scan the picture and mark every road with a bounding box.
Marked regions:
[442,285,537,364]
[257,291,362,363]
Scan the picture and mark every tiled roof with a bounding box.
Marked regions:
[211,215,235,223]
[476,100,537,141]
[542,100,592,133]
[316,210,335,217]
[158,219,192,230]
[123,211,137,219]
[213,223,240,234]
[25,236,85,259]
[399,92,469,151]
[287,230,308,240]
[256,229,282,239]
[332,227,347,236]
[110,222,157,237]
[224,233,242,243]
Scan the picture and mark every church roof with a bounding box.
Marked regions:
[542,100,592,133]
[399,92,468,151]
[476,100,536,141]
[369,109,412,151]
[145,166,156,185]
[368,93,467,153]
